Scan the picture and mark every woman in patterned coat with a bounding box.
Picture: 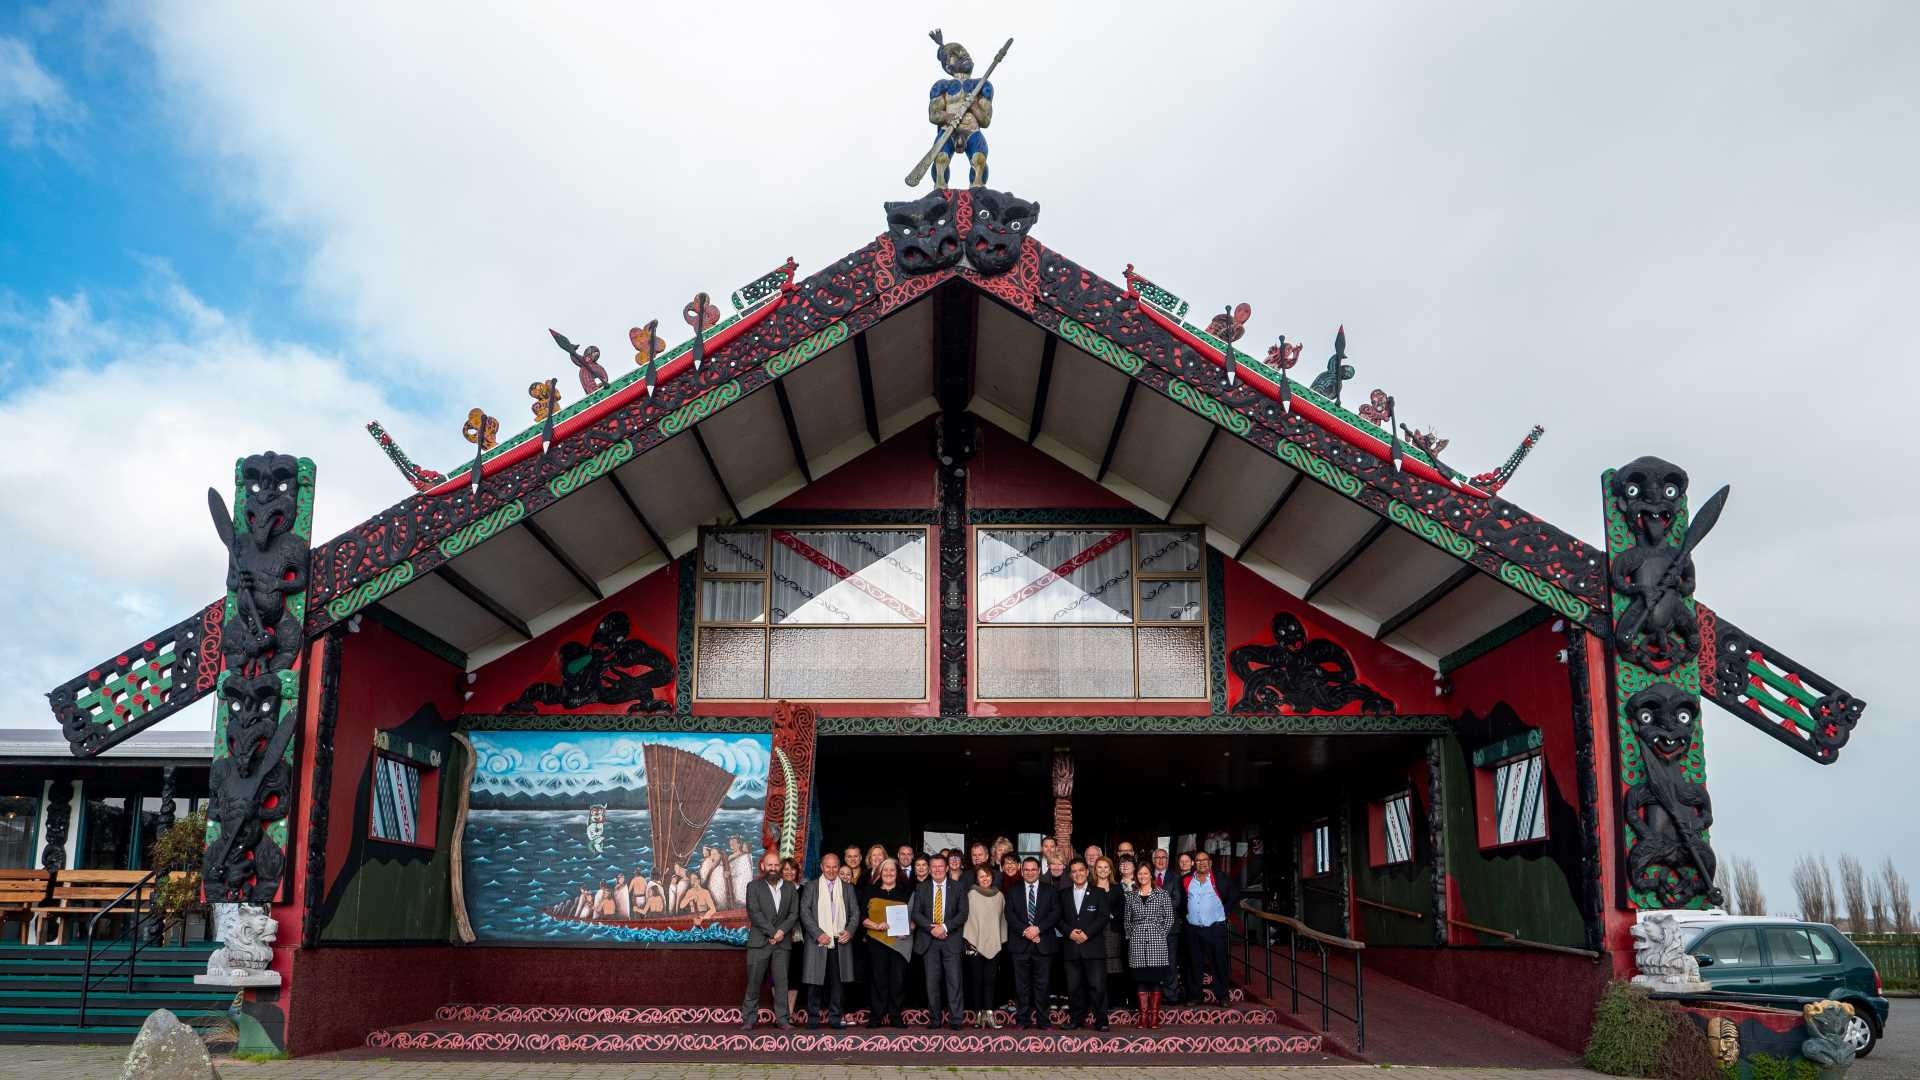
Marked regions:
[1123,862,1175,1029]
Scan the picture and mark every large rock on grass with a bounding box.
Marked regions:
[121,1009,221,1080]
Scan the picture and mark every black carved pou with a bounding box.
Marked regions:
[1609,456,1699,671]
[507,612,672,714]
[1622,683,1720,907]
[965,189,1038,275]
[883,191,962,275]
[220,453,309,674]
[1229,613,1395,714]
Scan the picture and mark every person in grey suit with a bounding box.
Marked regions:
[910,854,969,1029]
[798,851,859,1028]
[741,851,800,1031]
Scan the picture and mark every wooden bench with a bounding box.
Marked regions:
[0,870,51,943]
[31,869,155,945]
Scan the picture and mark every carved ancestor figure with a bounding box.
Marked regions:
[1623,683,1721,907]
[507,612,672,713]
[1230,612,1395,714]
[884,191,962,275]
[205,903,277,977]
[927,30,993,190]
[965,188,1039,274]
[1609,456,1700,670]
[215,453,308,674]
[1800,1000,1858,1075]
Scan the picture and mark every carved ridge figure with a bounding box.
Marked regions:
[1622,683,1720,907]
[927,30,993,190]
[1229,612,1395,715]
[507,612,672,714]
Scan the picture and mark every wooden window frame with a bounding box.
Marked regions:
[1474,749,1549,851]
[367,748,439,852]
[1368,791,1415,868]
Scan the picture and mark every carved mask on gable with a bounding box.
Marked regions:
[966,189,1039,275]
[239,453,302,548]
[1611,456,1688,547]
[1627,682,1697,762]
[884,192,962,275]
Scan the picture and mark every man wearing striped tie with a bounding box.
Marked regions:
[911,852,969,1029]
[1002,856,1062,1029]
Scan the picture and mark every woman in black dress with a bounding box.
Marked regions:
[858,858,913,1027]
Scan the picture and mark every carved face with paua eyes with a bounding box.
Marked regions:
[1611,455,1688,547]
[239,453,301,547]
[883,192,961,275]
[1628,682,1697,761]
[966,189,1039,275]
[221,671,286,775]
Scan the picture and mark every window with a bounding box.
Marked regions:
[973,527,1206,700]
[81,796,133,869]
[1303,820,1332,876]
[696,527,930,700]
[1377,793,1413,866]
[1694,927,1763,967]
[1762,927,1838,966]
[132,798,191,870]
[1492,753,1547,845]
[0,795,36,868]
[371,755,423,844]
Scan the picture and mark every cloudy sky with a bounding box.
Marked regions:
[2,3,1914,910]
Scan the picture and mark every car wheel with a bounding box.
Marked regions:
[1842,1011,1876,1058]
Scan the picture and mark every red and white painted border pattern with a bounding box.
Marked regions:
[432,1001,1274,1027]
[366,1028,1324,1055]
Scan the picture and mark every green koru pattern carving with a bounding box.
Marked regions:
[324,560,416,622]
[547,440,635,498]
[438,499,527,558]
[776,747,799,859]
[1057,317,1143,375]
[1169,378,1252,435]
[660,380,743,437]
[766,322,849,379]
[1388,500,1474,560]
[1132,276,1188,320]
[1498,561,1591,622]
[1275,439,1363,497]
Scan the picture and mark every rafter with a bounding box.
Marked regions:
[853,331,881,445]
[1096,381,1138,483]
[1375,564,1477,641]
[521,517,605,601]
[1235,471,1307,561]
[1165,428,1218,523]
[607,470,671,558]
[363,603,470,669]
[773,380,813,484]
[1027,332,1057,444]
[436,565,532,640]
[691,427,743,522]
[1303,518,1390,603]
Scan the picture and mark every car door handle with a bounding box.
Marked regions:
[1744,977,1764,984]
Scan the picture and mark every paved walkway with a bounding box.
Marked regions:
[0,1044,1607,1080]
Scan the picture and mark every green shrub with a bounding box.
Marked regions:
[149,810,208,923]
[1585,980,1722,1080]
[1736,1053,1819,1080]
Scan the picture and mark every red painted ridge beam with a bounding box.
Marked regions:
[421,271,797,499]
[1128,295,1490,500]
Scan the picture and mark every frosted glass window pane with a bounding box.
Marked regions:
[1137,626,1206,698]
[700,579,764,623]
[975,529,1133,624]
[702,530,766,574]
[1137,530,1203,574]
[1137,579,1205,622]
[977,626,1134,698]
[697,628,765,698]
[769,628,925,699]
[771,530,925,625]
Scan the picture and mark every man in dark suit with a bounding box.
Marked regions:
[1060,858,1110,1030]
[1151,847,1188,1003]
[1002,856,1061,1029]
[799,852,858,1028]
[1182,851,1238,1006]
[909,853,968,1028]
[741,851,800,1030]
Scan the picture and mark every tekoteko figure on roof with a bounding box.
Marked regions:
[928,30,993,191]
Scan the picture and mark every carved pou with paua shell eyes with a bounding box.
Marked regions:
[965,189,1038,275]
[1629,681,1697,761]
[1611,455,1688,548]
[883,191,962,275]
[239,452,301,549]
[1623,681,1721,908]
[1608,455,1700,669]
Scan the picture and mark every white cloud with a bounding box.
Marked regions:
[10,1,1910,904]
[0,35,80,148]
[0,268,431,730]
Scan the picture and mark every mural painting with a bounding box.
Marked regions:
[460,729,770,945]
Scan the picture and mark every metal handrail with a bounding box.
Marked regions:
[78,869,161,1028]
[1444,916,1601,959]
[1230,900,1367,1050]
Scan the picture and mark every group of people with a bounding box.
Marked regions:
[551,835,755,928]
[741,834,1239,1033]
